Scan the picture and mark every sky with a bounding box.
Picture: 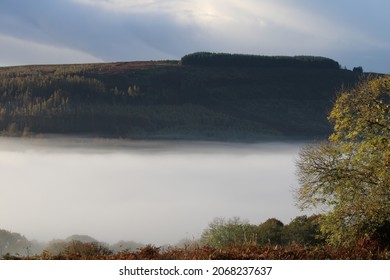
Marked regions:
[0,0,389,73]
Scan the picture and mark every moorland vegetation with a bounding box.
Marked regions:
[0,52,363,140]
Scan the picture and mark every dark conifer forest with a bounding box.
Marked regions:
[0,53,365,141]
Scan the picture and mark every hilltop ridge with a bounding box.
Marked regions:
[0,53,367,141]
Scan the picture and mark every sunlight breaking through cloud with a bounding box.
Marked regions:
[0,0,389,72]
[69,0,390,67]
[71,0,366,47]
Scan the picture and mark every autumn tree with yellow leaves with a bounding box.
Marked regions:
[296,76,390,246]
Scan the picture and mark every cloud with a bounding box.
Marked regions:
[0,34,102,66]
[0,0,200,61]
[71,0,380,50]
[68,0,390,60]
[0,0,389,72]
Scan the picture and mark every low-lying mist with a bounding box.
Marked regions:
[0,137,311,245]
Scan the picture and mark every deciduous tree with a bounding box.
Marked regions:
[296,76,390,246]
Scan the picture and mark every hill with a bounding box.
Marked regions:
[0,52,367,141]
[0,229,44,256]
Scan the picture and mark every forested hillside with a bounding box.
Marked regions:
[0,53,365,141]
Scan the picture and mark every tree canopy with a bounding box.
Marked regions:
[296,75,390,246]
[181,52,340,69]
[0,56,359,140]
[200,216,322,248]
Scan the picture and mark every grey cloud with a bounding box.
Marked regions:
[0,0,204,61]
[0,0,389,72]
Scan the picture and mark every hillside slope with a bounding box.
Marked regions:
[0,53,364,141]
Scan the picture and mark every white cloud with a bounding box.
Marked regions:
[0,0,388,71]
[0,34,103,66]
[71,0,386,54]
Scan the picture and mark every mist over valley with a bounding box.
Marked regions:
[0,137,309,249]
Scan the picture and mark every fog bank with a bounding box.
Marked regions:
[0,137,311,245]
